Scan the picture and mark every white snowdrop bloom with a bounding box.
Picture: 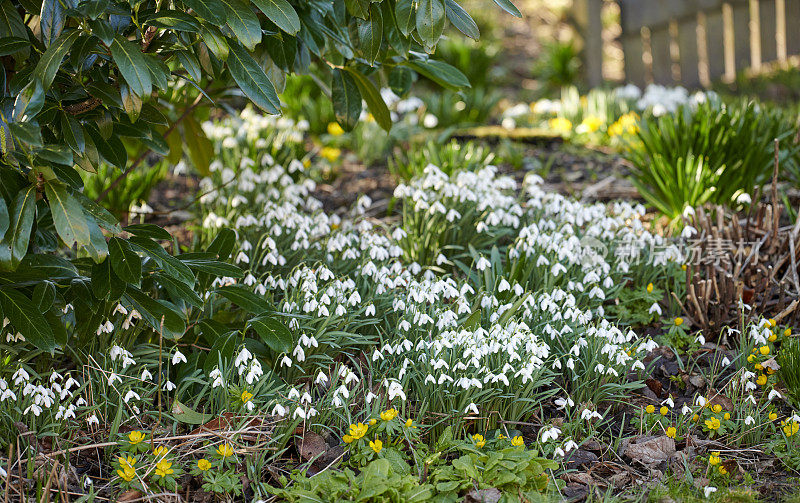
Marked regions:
[721,357,730,366]
[164,381,176,391]
[661,396,674,407]
[209,368,225,388]
[171,349,187,365]
[498,279,511,292]
[745,415,755,425]
[12,368,30,385]
[541,426,561,442]
[555,396,574,410]
[648,303,662,315]
[300,392,312,405]
[475,256,491,271]
[681,404,692,415]
[464,403,479,415]
[315,371,328,385]
[695,396,707,407]
[288,388,301,400]
[704,487,717,498]
[696,334,706,345]
[365,304,376,316]
[293,407,307,420]
[280,355,293,367]
[272,404,286,417]
[141,369,153,381]
[563,440,579,452]
[0,389,16,401]
[25,404,43,416]
[768,389,782,401]
[124,390,140,403]
[86,414,99,426]
[108,373,120,386]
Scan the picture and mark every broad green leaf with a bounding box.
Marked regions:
[32,280,56,313]
[0,1,29,57]
[154,272,203,308]
[415,0,444,47]
[358,4,382,65]
[248,314,292,354]
[180,257,243,277]
[72,188,121,233]
[110,35,152,97]
[176,50,202,82]
[492,0,521,17]
[215,284,270,314]
[0,197,8,238]
[61,115,85,153]
[45,180,90,247]
[404,59,470,90]
[200,25,229,61]
[171,399,213,424]
[35,31,80,91]
[388,66,413,96]
[220,0,262,51]
[91,257,111,299]
[444,0,479,40]
[40,0,64,47]
[344,0,368,19]
[182,0,226,24]
[83,218,109,262]
[394,0,414,36]
[1,186,36,271]
[344,68,391,131]
[146,11,201,32]
[122,287,186,339]
[227,41,281,115]
[207,228,237,260]
[124,223,172,241]
[183,115,214,175]
[128,236,195,286]
[0,288,55,353]
[331,69,361,132]
[252,0,300,34]
[108,236,141,284]
[0,36,29,56]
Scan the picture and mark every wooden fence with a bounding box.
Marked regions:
[576,0,800,88]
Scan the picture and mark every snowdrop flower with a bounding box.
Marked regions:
[209,368,224,388]
[541,426,561,442]
[171,349,187,365]
[648,303,662,315]
[704,487,717,498]
[141,369,153,381]
[280,355,293,367]
[745,415,755,425]
[555,396,574,410]
[124,390,140,403]
[272,404,286,417]
[464,403,479,415]
[87,414,99,426]
[768,389,782,401]
[164,380,176,391]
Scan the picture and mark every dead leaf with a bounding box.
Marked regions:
[561,472,594,485]
[707,390,734,411]
[762,358,781,373]
[622,436,676,466]
[464,488,501,503]
[645,378,663,397]
[298,432,327,461]
[118,490,143,502]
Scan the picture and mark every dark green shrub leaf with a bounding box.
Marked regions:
[45,179,91,247]
[122,287,186,339]
[404,59,469,90]
[110,35,152,97]
[344,68,391,131]
[182,0,227,24]
[35,31,80,91]
[1,186,36,271]
[415,0,444,47]
[215,284,271,314]
[331,68,361,131]
[444,0,479,40]
[227,41,281,115]
[220,0,262,51]
[248,314,292,354]
[108,236,142,284]
[0,288,56,353]
[252,0,300,34]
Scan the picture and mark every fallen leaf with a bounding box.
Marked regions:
[761,358,781,373]
[622,436,675,466]
[298,431,327,461]
[118,490,143,502]
[645,378,663,397]
[561,472,593,485]
[707,390,734,411]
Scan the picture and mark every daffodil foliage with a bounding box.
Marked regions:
[0,0,514,353]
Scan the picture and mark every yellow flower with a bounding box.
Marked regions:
[369,439,383,453]
[666,426,676,438]
[718,465,728,475]
[349,422,368,440]
[327,122,344,136]
[197,459,211,471]
[548,117,572,134]
[511,435,524,447]
[118,455,137,469]
[755,363,763,371]
[705,417,721,431]
[216,443,234,458]
[693,414,700,422]
[320,146,341,162]
[723,413,731,420]
[712,404,722,413]
[760,345,770,355]
[757,374,768,386]
[152,445,169,458]
[768,332,777,342]
[681,264,687,271]
[674,317,683,326]
[343,434,354,444]
[769,318,776,327]
[709,452,720,465]
[128,431,145,445]
[784,328,791,336]
[117,465,136,482]
[660,406,668,416]
[380,408,399,421]
[646,283,654,293]
[769,412,778,421]
[646,405,655,414]
[579,115,603,133]
[405,418,413,427]
[747,354,756,363]
[369,419,377,426]
[472,434,486,448]
[302,158,311,168]
[241,390,253,403]
[155,459,174,478]
[783,421,799,437]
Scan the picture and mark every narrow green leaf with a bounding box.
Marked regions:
[394,0,414,36]
[444,0,479,40]
[182,0,226,24]
[35,30,80,91]
[215,284,270,314]
[251,0,300,34]
[122,287,186,339]
[404,59,470,90]
[1,186,36,271]
[227,41,281,115]
[492,0,521,17]
[0,37,29,56]
[40,0,64,47]
[45,180,90,247]
[219,0,262,50]
[0,197,8,238]
[61,115,85,153]
[110,35,152,97]
[415,0,444,46]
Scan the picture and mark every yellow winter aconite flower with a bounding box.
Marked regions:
[760,345,770,355]
[327,122,344,136]
[548,117,572,134]
[472,434,486,448]
[674,317,683,326]
[579,115,603,133]
[511,436,524,447]
[117,465,136,482]
[757,374,768,386]
[783,421,799,437]
[705,417,721,431]
[768,332,777,342]
[646,283,654,293]
[660,406,668,416]
[747,354,756,363]
[369,439,383,453]
[718,465,728,475]
[769,412,778,421]
[197,459,211,471]
[405,418,413,427]
[785,328,792,336]
[369,419,377,426]
[320,147,341,162]
[155,459,174,478]
[723,413,731,420]
[708,452,721,465]
[216,443,235,458]
[768,318,776,327]
[302,158,311,168]
[712,404,722,413]
[241,390,253,403]
[343,435,354,444]
[646,405,655,414]
[380,408,399,421]
[152,445,169,458]
[349,422,368,440]
[666,426,676,438]
[128,431,145,445]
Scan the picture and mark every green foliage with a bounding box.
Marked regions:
[533,40,581,92]
[625,98,800,221]
[81,162,169,219]
[778,336,800,409]
[421,87,501,129]
[389,139,493,181]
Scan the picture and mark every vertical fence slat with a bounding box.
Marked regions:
[750,0,763,70]
[759,0,778,62]
[705,8,727,84]
[723,2,737,82]
[776,0,787,60]
[678,17,702,87]
[575,0,604,87]
[650,26,674,84]
[733,1,753,73]
[622,33,647,86]
[785,0,800,55]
